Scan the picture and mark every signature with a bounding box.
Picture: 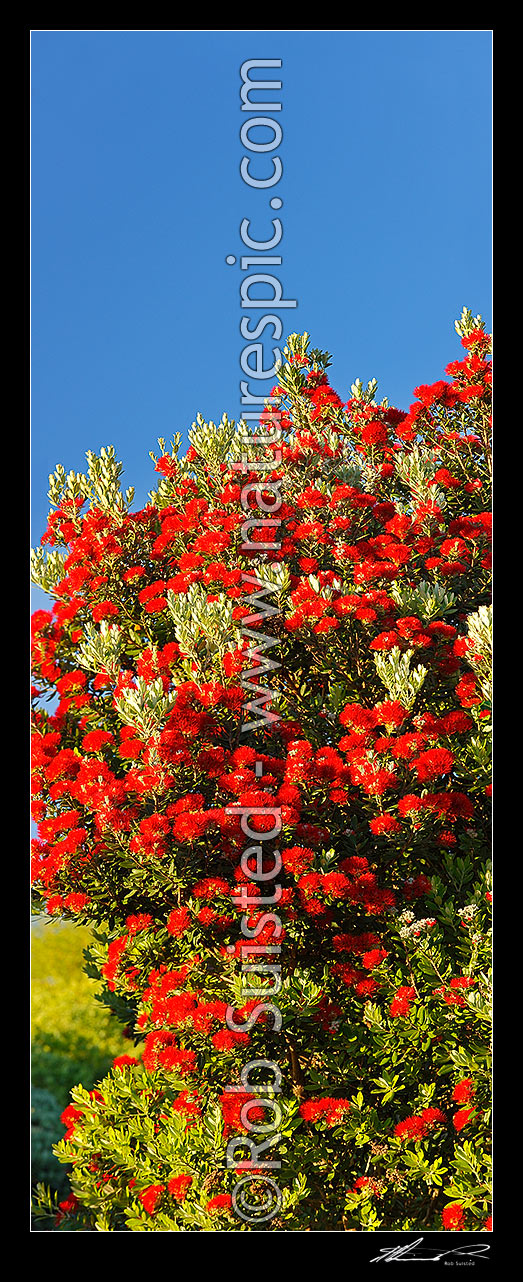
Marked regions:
[370,1237,490,1262]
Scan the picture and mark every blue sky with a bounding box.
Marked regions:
[31,29,492,573]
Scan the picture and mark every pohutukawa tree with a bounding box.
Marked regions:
[31,309,492,1233]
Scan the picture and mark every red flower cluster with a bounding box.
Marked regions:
[299,1097,352,1126]
[394,1107,447,1141]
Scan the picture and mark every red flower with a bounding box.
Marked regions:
[60,1104,84,1138]
[452,1078,474,1104]
[403,874,432,900]
[369,814,401,836]
[369,631,401,652]
[126,913,153,934]
[81,729,114,752]
[142,1031,196,1075]
[394,1107,446,1140]
[442,1203,465,1231]
[390,986,416,1018]
[339,703,377,733]
[112,1055,139,1070]
[166,907,191,937]
[299,1097,352,1126]
[63,892,90,912]
[394,1115,426,1141]
[91,601,119,621]
[138,1184,165,1215]
[211,1028,250,1052]
[453,1107,476,1131]
[168,1174,193,1201]
[207,1194,233,1214]
[350,1176,382,1198]
[411,748,454,782]
[54,1192,79,1225]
